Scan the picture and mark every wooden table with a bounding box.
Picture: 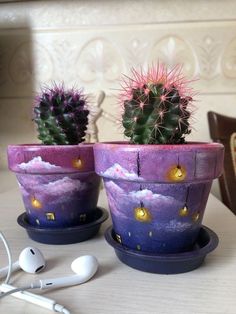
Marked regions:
[0,171,236,314]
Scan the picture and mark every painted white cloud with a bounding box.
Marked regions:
[17,174,42,187]
[105,181,177,205]
[42,177,86,196]
[105,180,124,195]
[17,180,29,197]
[19,156,62,171]
[129,189,175,203]
[102,163,142,180]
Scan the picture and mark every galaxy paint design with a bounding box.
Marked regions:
[94,142,224,253]
[8,144,100,228]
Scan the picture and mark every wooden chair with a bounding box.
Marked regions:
[208,111,236,215]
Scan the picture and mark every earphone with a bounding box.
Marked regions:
[0,247,46,278]
[35,255,98,290]
[0,232,99,313]
[0,255,98,313]
[0,251,98,289]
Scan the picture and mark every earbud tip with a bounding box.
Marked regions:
[19,247,46,274]
[71,255,98,279]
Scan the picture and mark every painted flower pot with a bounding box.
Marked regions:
[94,142,224,254]
[7,144,100,229]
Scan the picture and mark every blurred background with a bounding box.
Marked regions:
[1,0,236,199]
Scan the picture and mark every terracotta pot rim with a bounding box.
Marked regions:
[8,143,94,149]
[94,141,223,150]
[94,141,224,182]
[7,143,96,174]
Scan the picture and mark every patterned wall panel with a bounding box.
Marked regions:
[0,2,236,188]
[1,21,236,98]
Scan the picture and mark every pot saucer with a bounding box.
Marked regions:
[105,225,219,274]
[17,207,108,245]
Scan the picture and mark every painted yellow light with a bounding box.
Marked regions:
[134,206,152,222]
[31,197,42,209]
[168,165,187,182]
[116,234,122,243]
[45,212,56,220]
[79,214,87,222]
[179,206,189,217]
[72,158,83,169]
[192,212,200,222]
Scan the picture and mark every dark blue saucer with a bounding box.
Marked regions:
[17,207,108,245]
[105,225,219,274]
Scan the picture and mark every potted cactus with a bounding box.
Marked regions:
[7,84,107,244]
[94,64,224,273]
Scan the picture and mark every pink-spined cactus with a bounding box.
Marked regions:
[119,64,196,144]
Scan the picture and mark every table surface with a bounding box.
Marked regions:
[0,171,236,314]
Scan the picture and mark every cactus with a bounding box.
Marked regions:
[120,64,195,144]
[33,84,89,145]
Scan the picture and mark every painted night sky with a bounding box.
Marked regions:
[93,141,224,253]
[99,159,215,253]
[16,156,100,228]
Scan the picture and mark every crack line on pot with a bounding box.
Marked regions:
[137,151,141,177]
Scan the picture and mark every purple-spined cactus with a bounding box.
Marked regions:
[34,84,89,145]
[120,64,195,144]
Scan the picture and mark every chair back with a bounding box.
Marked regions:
[208,111,236,214]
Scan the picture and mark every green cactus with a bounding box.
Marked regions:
[120,65,194,144]
[33,84,89,145]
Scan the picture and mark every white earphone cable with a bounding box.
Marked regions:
[0,283,71,314]
[0,233,71,313]
[0,232,13,284]
[54,304,71,314]
[0,286,35,299]
[0,283,40,299]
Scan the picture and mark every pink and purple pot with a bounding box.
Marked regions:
[94,142,224,255]
[7,144,107,244]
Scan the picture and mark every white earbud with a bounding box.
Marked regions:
[0,247,45,278]
[35,255,98,290]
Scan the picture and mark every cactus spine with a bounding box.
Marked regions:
[34,84,89,145]
[120,64,194,144]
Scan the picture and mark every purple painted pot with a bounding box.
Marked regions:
[8,144,100,228]
[94,142,224,254]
